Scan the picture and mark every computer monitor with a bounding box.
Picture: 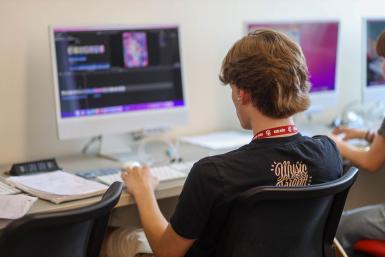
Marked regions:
[50,25,188,140]
[362,18,385,103]
[246,20,340,113]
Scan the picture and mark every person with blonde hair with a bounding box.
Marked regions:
[105,29,342,257]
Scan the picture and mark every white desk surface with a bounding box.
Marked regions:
[0,155,190,229]
[0,142,216,228]
[0,155,191,211]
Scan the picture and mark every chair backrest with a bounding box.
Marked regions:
[0,181,123,257]
[215,167,359,257]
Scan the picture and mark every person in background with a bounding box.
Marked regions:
[103,29,342,257]
[329,29,385,257]
[330,122,385,172]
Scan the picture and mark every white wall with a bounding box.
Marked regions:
[1,0,385,164]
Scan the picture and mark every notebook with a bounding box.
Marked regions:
[0,194,37,219]
[7,171,108,204]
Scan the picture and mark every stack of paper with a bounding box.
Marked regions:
[180,130,252,150]
[0,194,37,219]
[7,171,108,204]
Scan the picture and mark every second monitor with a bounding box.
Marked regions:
[246,20,340,113]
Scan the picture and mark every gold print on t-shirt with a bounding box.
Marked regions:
[270,161,312,187]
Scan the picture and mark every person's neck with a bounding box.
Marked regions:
[250,113,295,138]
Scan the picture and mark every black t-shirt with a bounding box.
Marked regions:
[170,134,342,257]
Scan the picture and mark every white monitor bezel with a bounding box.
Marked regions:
[362,17,385,103]
[49,24,189,140]
[244,19,341,113]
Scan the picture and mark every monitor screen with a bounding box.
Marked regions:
[50,25,188,139]
[247,21,339,94]
[53,25,184,118]
[363,19,385,103]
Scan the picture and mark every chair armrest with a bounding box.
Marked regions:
[334,238,348,257]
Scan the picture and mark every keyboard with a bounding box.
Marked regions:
[96,161,195,186]
[76,167,121,179]
[0,180,21,195]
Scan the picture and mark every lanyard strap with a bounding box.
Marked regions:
[252,125,298,140]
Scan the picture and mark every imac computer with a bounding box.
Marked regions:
[49,24,188,145]
[362,18,385,103]
[246,21,340,114]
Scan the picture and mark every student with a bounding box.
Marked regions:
[331,122,385,257]
[329,29,385,257]
[107,29,342,257]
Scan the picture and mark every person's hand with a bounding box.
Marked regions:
[327,133,344,149]
[121,166,159,197]
[332,126,365,140]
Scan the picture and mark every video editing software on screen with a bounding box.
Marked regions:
[53,26,184,118]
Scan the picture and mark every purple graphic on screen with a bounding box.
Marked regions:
[122,32,149,68]
[248,22,339,93]
[61,100,184,118]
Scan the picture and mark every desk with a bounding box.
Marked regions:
[1,130,384,228]
[0,142,218,228]
[0,156,187,229]
[0,157,183,204]
[344,165,385,209]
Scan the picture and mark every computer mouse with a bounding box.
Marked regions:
[122,161,141,170]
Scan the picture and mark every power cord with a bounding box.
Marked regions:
[81,135,102,154]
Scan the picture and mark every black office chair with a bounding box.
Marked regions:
[215,167,359,257]
[0,181,123,257]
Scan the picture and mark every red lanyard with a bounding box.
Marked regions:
[252,125,298,140]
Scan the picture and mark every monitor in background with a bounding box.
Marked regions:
[50,25,188,141]
[246,21,340,114]
[363,18,385,103]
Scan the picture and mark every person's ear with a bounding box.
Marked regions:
[238,89,251,105]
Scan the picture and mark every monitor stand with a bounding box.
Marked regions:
[84,127,174,164]
[99,133,138,163]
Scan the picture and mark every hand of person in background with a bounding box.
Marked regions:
[332,126,366,141]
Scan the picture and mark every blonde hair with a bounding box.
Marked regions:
[219,29,311,118]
